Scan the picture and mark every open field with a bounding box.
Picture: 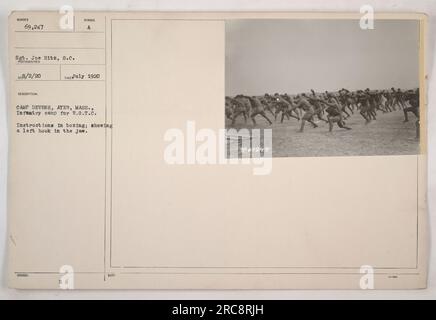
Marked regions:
[225,109,420,157]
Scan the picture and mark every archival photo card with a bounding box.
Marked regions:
[7,11,428,289]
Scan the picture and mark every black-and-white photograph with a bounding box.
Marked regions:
[225,19,421,157]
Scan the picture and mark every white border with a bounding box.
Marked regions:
[0,0,435,299]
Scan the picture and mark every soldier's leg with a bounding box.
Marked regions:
[243,111,248,123]
[286,108,299,121]
[260,111,273,125]
[231,110,243,126]
[370,107,377,120]
[337,120,352,130]
[225,107,232,120]
[274,108,280,121]
[403,107,411,122]
[347,103,354,114]
[280,110,289,123]
[360,108,370,124]
[250,111,259,126]
[328,120,334,132]
[299,120,306,132]
[342,107,351,119]
[316,110,328,123]
[291,106,301,120]
[306,113,318,128]
[399,97,406,110]
[283,110,290,122]
[309,119,318,128]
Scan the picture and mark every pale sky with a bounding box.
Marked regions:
[225,19,419,96]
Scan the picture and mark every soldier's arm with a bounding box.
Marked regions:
[293,100,303,108]
[280,97,292,107]
[321,100,336,108]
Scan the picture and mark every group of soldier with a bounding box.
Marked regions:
[225,87,420,137]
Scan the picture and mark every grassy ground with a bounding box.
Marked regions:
[225,109,420,157]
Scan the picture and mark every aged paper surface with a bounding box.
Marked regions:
[7,11,428,289]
